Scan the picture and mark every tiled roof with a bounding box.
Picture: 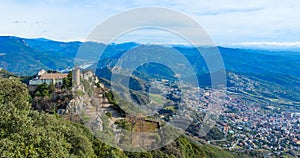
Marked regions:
[39,73,68,80]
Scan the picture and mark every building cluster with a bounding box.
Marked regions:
[29,69,68,87]
[29,68,99,88]
[147,78,300,156]
[218,97,300,155]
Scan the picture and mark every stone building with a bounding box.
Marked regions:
[29,70,68,87]
[72,67,81,86]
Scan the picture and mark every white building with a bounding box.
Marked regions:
[29,70,68,87]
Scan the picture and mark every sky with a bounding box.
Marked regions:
[0,0,300,47]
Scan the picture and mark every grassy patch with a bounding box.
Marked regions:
[150,93,164,106]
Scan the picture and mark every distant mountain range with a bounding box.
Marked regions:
[1,36,300,79]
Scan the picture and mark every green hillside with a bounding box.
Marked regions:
[0,77,243,157]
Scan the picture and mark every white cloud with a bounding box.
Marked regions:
[222,42,300,48]
[0,0,299,46]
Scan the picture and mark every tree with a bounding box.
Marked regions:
[48,82,55,94]
[0,78,93,157]
[0,79,69,157]
[106,112,112,118]
[62,71,72,89]
[35,83,49,97]
[0,78,31,110]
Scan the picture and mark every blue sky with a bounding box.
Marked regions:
[1,0,300,47]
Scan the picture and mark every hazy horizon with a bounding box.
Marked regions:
[1,0,300,48]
